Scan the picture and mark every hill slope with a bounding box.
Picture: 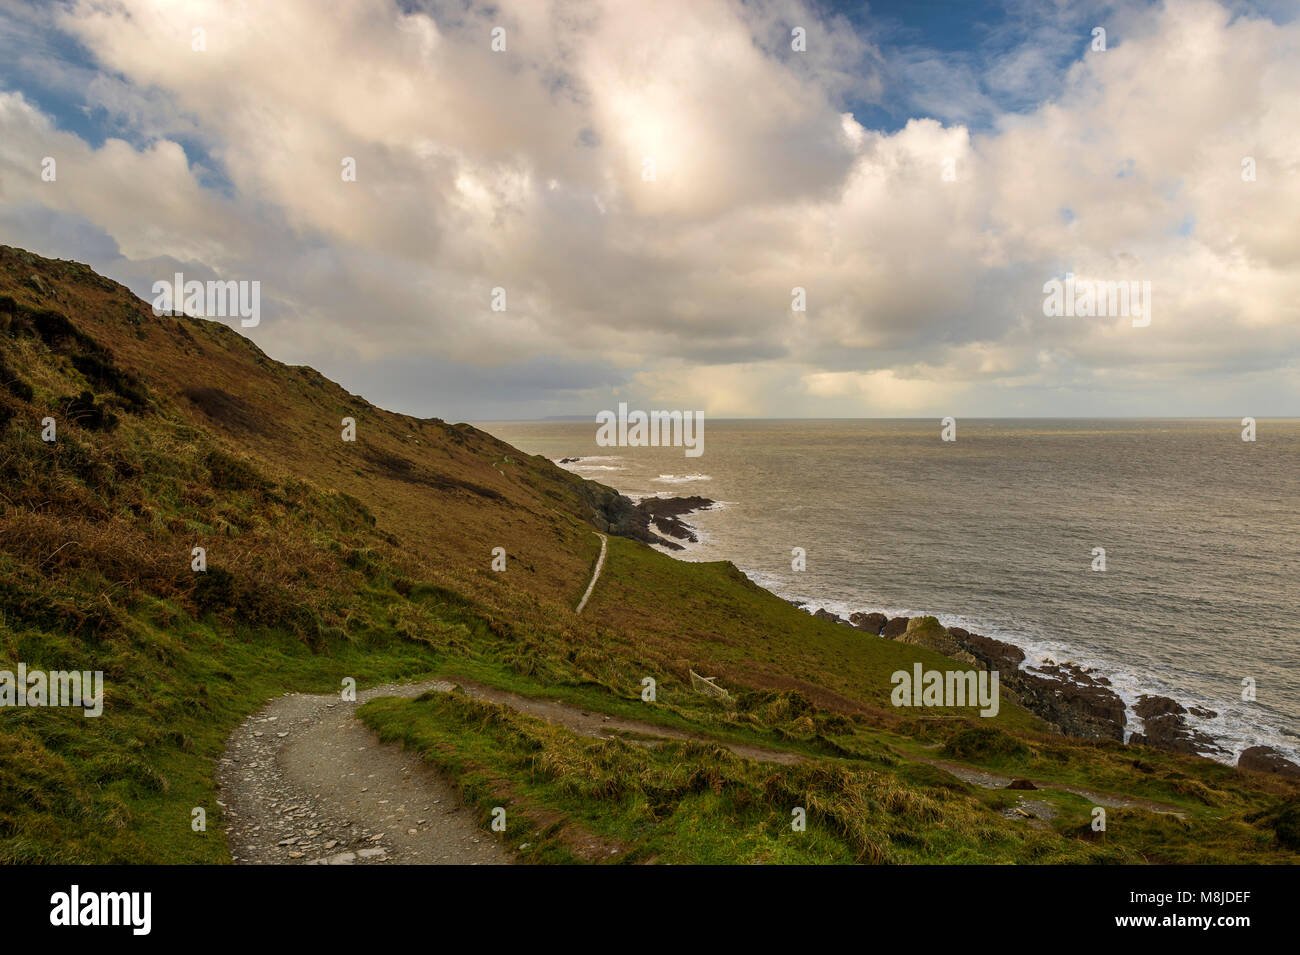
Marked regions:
[1,245,1296,864]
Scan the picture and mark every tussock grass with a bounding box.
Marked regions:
[361,689,1142,864]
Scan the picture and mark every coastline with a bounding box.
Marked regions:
[599,481,1300,778]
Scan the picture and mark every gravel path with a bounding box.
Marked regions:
[216,680,513,865]
[216,672,804,864]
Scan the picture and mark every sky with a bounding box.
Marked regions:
[0,0,1297,420]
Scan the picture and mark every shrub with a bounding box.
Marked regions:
[204,449,267,492]
[192,566,237,612]
[941,726,1031,763]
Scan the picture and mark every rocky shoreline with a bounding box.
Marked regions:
[560,456,715,551]
[565,461,1300,782]
[807,606,1300,780]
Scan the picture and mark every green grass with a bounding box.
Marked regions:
[3,244,1298,866]
[1,589,449,863]
[358,689,1106,864]
[358,687,1300,864]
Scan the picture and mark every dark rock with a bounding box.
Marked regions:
[1189,706,1218,719]
[558,457,580,464]
[1010,669,1128,741]
[589,490,714,551]
[881,616,910,639]
[1238,746,1300,780]
[939,629,1127,741]
[956,631,1025,672]
[1006,779,1038,790]
[638,495,712,545]
[1131,709,1226,757]
[1127,694,1226,756]
[848,611,887,634]
[600,495,713,550]
[1134,695,1186,720]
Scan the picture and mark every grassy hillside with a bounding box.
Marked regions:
[1,245,1296,863]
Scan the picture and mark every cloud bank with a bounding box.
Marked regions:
[0,0,1297,419]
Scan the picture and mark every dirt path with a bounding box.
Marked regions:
[448,676,802,764]
[574,532,607,614]
[914,755,1187,818]
[216,680,513,865]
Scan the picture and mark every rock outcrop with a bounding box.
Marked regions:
[839,608,1250,752]
[849,611,887,634]
[1237,745,1300,780]
[595,494,713,550]
[1009,666,1128,741]
[1129,694,1225,756]
[953,629,1026,672]
[881,616,910,639]
[896,616,977,665]
[939,627,1126,740]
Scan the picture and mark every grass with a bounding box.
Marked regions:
[358,689,1101,864]
[1,596,445,862]
[1,243,1298,865]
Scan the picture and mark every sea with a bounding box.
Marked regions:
[477,418,1300,763]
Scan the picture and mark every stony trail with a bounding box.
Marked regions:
[216,674,801,865]
[217,680,513,865]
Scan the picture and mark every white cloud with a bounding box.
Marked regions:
[0,0,1295,417]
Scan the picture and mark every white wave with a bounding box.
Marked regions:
[651,473,712,484]
[729,576,1300,765]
